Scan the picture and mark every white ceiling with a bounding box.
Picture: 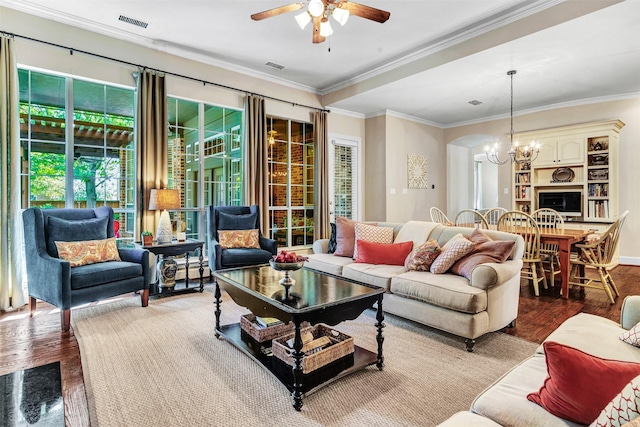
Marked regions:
[2,0,639,127]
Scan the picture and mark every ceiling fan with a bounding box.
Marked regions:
[251,0,391,44]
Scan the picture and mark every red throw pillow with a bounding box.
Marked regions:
[527,341,640,425]
[355,240,413,266]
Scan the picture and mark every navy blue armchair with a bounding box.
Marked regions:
[22,207,151,331]
[207,205,277,277]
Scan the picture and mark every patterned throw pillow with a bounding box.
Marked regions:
[328,222,337,254]
[430,235,474,274]
[55,237,121,267]
[406,240,441,271]
[620,322,640,347]
[590,374,640,427]
[218,229,260,249]
[353,222,394,260]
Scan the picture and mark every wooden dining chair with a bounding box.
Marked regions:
[532,208,565,289]
[569,210,629,303]
[430,207,451,225]
[498,211,547,296]
[483,207,508,230]
[455,209,488,229]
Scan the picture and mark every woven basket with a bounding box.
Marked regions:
[240,314,295,343]
[272,324,354,374]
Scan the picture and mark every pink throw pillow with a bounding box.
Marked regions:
[333,217,357,258]
[430,235,474,274]
[449,229,515,280]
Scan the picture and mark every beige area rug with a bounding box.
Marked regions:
[72,288,536,427]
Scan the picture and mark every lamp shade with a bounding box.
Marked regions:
[319,18,333,37]
[148,189,180,211]
[332,7,349,26]
[308,0,324,17]
[295,11,312,29]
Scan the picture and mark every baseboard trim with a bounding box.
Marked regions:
[619,256,640,266]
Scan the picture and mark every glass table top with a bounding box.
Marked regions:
[214,265,383,312]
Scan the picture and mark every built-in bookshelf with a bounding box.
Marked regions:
[511,120,624,222]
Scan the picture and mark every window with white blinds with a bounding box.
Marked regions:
[329,138,359,221]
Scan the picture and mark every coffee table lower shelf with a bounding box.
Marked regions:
[217,323,377,395]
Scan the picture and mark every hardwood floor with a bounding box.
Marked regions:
[1,266,639,426]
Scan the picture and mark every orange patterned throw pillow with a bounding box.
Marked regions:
[55,237,121,267]
[407,240,442,271]
[218,229,260,249]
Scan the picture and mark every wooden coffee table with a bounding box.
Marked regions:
[212,265,385,411]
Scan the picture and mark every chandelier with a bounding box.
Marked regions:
[485,70,540,165]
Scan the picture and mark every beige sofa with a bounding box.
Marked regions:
[307,221,524,351]
[439,295,640,426]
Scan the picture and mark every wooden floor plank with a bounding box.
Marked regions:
[1,265,638,426]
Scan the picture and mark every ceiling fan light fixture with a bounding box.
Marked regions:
[332,7,349,26]
[319,17,333,37]
[308,0,325,18]
[295,11,311,29]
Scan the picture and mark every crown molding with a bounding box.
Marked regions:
[319,0,562,95]
[327,107,365,119]
[442,92,640,129]
[0,0,319,95]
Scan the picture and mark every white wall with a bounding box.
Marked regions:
[478,155,499,209]
[446,144,473,218]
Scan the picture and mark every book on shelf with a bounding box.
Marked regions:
[255,316,283,328]
[588,200,609,218]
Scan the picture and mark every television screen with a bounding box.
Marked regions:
[538,191,582,216]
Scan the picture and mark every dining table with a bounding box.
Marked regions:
[536,228,594,298]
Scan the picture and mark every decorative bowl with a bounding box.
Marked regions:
[269,260,305,271]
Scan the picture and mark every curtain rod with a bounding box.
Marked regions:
[2,30,330,113]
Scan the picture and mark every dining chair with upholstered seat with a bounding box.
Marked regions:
[532,208,565,289]
[455,209,488,229]
[498,210,547,296]
[430,207,451,225]
[483,207,508,230]
[568,210,629,303]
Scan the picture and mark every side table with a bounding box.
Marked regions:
[137,239,205,296]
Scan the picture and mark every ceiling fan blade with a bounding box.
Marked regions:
[312,16,326,44]
[340,1,390,23]
[251,3,305,21]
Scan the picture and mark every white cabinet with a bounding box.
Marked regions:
[511,120,624,222]
[533,138,584,167]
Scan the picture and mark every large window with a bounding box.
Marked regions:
[19,69,136,238]
[267,117,314,248]
[167,97,243,240]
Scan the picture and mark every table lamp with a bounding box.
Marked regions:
[148,189,180,244]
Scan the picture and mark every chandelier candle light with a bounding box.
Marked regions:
[485,70,540,165]
[148,188,180,244]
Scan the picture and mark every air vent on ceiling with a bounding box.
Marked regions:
[118,15,149,29]
[468,100,483,106]
[265,62,285,70]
